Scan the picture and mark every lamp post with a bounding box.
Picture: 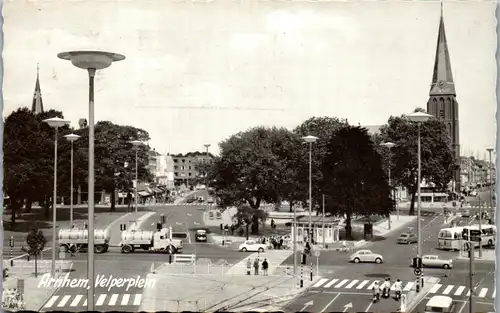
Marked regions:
[487,148,494,215]
[303,135,318,244]
[406,111,433,259]
[64,133,81,228]
[204,144,211,187]
[380,142,396,226]
[57,50,125,311]
[43,117,70,277]
[130,140,143,213]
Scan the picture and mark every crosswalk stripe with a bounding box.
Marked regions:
[403,282,414,291]
[324,279,339,288]
[133,294,142,306]
[58,295,71,307]
[335,279,349,288]
[454,286,466,296]
[83,298,87,306]
[108,294,119,306]
[313,278,329,288]
[70,295,83,307]
[96,294,107,306]
[493,288,496,298]
[345,280,359,289]
[121,294,130,305]
[478,288,488,298]
[429,284,442,294]
[357,280,370,289]
[390,283,396,291]
[44,296,59,308]
[442,285,454,295]
[367,280,380,290]
[466,290,471,297]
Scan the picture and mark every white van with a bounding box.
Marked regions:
[425,295,456,313]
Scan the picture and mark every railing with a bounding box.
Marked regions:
[173,254,196,264]
[3,260,73,277]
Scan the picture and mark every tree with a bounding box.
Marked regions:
[293,117,350,210]
[234,204,268,239]
[21,227,47,278]
[321,125,392,239]
[379,109,456,215]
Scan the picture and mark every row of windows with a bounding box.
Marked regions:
[174,165,193,170]
[173,157,208,164]
[174,172,193,177]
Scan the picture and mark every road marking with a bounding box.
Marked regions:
[313,278,329,288]
[345,280,359,289]
[403,282,414,291]
[44,296,59,308]
[70,295,83,307]
[96,294,107,306]
[364,298,374,312]
[57,295,71,307]
[466,290,470,297]
[324,279,339,288]
[187,231,192,244]
[390,283,396,291]
[320,292,340,312]
[493,288,496,298]
[367,280,380,290]
[335,279,349,288]
[442,285,454,295]
[83,298,87,306]
[457,300,467,313]
[478,288,488,298]
[108,294,119,306]
[357,280,370,289]
[429,284,442,294]
[121,294,130,305]
[454,286,466,296]
[133,294,142,305]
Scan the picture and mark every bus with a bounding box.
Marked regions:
[461,225,496,247]
[438,227,465,250]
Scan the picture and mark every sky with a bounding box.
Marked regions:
[2,0,497,158]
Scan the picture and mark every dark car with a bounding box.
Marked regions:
[397,232,418,244]
[195,230,207,242]
[186,196,196,203]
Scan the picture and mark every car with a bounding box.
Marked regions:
[421,255,453,269]
[195,230,208,242]
[424,296,456,313]
[397,233,418,244]
[238,240,266,252]
[349,250,383,264]
[186,197,196,203]
[197,196,204,203]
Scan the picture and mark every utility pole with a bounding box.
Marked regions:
[487,148,494,219]
[478,195,482,258]
[322,194,325,248]
[468,230,475,313]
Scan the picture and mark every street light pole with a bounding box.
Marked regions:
[58,50,125,311]
[130,140,143,213]
[43,117,69,277]
[204,144,211,187]
[487,148,494,215]
[303,135,318,244]
[380,142,396,226]
[65,134,80,228]
[322,194,325,248]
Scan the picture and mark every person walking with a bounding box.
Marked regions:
[262,258,269,276]
[246,258,252,275]
[253,258,259,275]
[394,279,403,301]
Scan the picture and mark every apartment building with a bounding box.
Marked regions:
[171,151,212,186]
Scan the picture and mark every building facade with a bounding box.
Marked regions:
[171,151,212,186]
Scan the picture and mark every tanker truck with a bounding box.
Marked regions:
[120,227,183,254]
[58,228,110,254]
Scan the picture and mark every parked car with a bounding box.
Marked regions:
[197,196,204,203]
[420,255,453,269]
[186,196,196,203]
[397,233,418,244]
[238,240,266,252]
[349,250,384,264]
[195,230,207,242]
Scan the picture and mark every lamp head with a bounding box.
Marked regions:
[43,117,69,128]
[57,51,125,70]
[487,148,494,153]
[204,144,211,148]
[380,142,396,149]
[64,133,81,142]
[406,111,433,123]
[303,135,319,143]
[130,140,143,147]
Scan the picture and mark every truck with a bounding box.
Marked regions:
[119,227,183,254]
[58,228,110,254]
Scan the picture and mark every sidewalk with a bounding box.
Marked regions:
[404,276,441,312]
[225,250,293,276]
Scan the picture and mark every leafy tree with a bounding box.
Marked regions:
[378,109,456,215]
[321,125,392,239]
[293,117,349,210]
[233,205,268,239]
[21,227,47,277]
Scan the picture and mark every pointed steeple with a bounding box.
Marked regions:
[429,2,455,96]
[31,63,44,114]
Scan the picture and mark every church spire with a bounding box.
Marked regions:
[31,63,44,114]
[429,2,455,96]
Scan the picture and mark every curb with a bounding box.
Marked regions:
[404,277,441,312]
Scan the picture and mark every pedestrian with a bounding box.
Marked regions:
[262,258,269,276]
[246,258,252,275]
[372,282,381,302]
[253,258,259,275]
[394,279,403,300]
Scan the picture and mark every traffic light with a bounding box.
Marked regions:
[161,214,166,224]
[301,253,307,265]
[120,223,126,231]
[412,257,422,269]
[84,223,88,229]
[156,222,162,231]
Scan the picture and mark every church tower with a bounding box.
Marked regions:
[426,3,461,193]
[31,64,44,114]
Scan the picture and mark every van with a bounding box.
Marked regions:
[424,295,456,313]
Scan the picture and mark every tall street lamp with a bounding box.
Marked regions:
[57,50,125,311]
[380,142,396,226]
[406,111,433,259]
[303,135,318,244]
[64,133,81,228]
[204,144,211,187]
[43,117,70,277]
[487,148,494,214]
[130,140,143,213]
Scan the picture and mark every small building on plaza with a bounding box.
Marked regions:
[290,215,342,244]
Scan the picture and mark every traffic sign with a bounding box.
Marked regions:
[414,268,422,276]
[314,250,320,257]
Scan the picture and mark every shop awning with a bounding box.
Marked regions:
[138,191,150,197]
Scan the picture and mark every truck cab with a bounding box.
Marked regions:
[152,230,183,252]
